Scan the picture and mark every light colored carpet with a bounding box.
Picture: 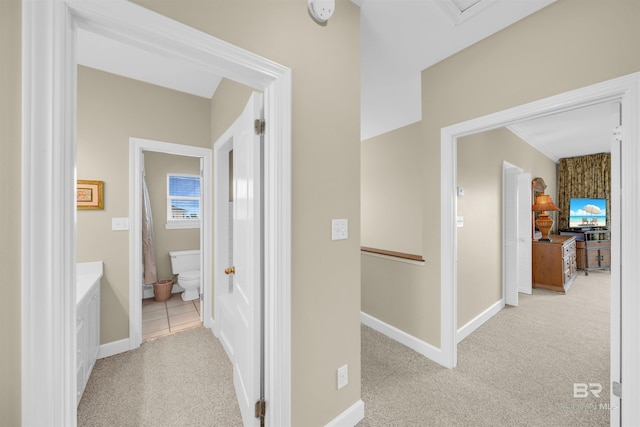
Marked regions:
[358,270,610,426]
[77,327,242,426]
[79,271,609,426]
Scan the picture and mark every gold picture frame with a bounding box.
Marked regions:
[77,180,104,210]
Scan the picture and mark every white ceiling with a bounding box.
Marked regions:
[76,0,613,161]
[358,0,556,140]
[508,102,618,162]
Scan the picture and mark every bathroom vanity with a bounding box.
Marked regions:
[76,262,102,405]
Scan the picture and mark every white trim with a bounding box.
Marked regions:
[22,1,77,424]
[324,400,365,427]
[130,138,212,350]
[456,300,503,344]
[97,338,130,359]
[361,312,445,366]
[440,73,640,426]
[22,1,292,426]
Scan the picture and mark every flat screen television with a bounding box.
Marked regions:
[569,197,607,228]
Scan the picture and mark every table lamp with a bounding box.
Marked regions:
[532,194,560,242]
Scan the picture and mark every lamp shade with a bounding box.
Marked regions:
[532,194,559,212]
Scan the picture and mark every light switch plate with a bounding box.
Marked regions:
[332,219,348,240]
[112,217,130,231]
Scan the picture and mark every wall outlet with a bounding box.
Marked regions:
[337,364,348,390]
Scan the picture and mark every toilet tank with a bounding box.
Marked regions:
[169,249,200,274]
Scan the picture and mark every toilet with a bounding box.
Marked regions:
[169,249,201,301]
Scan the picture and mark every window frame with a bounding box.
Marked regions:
[166,173,201,229]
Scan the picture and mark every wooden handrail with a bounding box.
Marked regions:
[361,246,425,262]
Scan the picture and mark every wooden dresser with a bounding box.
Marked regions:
[532,235,577,293]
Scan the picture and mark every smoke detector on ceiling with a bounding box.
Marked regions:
[308,0,335,23]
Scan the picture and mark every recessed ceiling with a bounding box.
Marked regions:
[77,28,221,99]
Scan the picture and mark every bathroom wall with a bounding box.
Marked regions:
[76,65,211,344]
[144,152,201,282]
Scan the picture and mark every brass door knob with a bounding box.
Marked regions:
[224,266,235,275]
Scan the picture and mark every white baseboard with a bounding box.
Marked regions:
[97,338,130,359]
[324,400,365,427]
[456,299,504,344]
[361,312,446,367]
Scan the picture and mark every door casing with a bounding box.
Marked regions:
[440,73,640,426]
[21,1,292,426]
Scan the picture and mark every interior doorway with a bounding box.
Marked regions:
[441,74,640,426]
[21,2,292,425]
[130,138,212,347]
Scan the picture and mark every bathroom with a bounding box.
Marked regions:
[76,65,212,348]
[140,150,203,341]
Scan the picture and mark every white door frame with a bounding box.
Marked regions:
[130,138,213,348]
[21,1,292,426]
[440,72,640,425]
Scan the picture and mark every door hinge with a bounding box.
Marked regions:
[614,125,622,142]
[255,399,266,420]
[255,119,266,136]
[612,381,622,398]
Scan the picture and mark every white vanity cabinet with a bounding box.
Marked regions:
[76,262,102,405]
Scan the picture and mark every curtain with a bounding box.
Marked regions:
[142,175,158,285]
[557,153,611,230]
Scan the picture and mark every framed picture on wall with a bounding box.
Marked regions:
[77,180,104,210]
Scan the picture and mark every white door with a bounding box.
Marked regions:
[503,163,521,306]
[231,93,264,427]
[517,172,532,295]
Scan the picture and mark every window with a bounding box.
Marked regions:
[166,173,201,229]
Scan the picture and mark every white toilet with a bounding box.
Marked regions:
[169,249,201,301]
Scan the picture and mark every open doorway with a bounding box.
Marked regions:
[441,73,640,426]
[131,141,212,344]
[21,2,292,425]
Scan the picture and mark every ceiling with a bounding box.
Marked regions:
[508,102,618,162]
[76,0,613,161]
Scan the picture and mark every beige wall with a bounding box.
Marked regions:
[457,128,557,327]
[361,122,423,255]
[133,1,362,425]
[77,66,211,343]
[362,0,640,348]
[210,78,254,143]
[0,0,21,423]
[144,152,200,281]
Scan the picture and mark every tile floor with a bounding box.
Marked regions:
[142,293,202,342]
